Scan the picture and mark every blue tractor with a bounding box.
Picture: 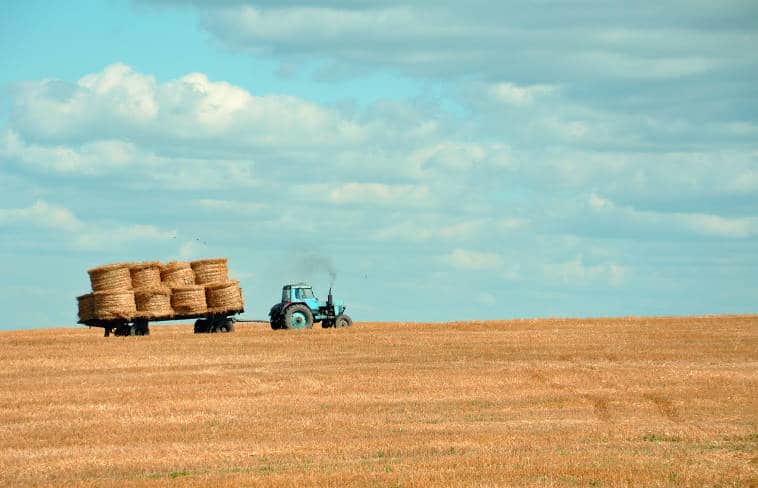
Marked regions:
[269,283,352,330]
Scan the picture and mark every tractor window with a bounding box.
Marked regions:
[282,288,290,302]
[299,288,314,299]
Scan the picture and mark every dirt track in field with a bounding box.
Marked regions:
[0,316,756,486]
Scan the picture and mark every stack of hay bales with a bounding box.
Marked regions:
[131,262,172,319]
[191,258,245,314]
[76,257,244,322]
[86,263,137,320]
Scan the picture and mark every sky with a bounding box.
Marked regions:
[0,0,757,330]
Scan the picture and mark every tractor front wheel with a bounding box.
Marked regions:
[334,314,353,328]
[284,304,313,329]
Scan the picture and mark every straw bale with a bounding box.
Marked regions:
[190,258,228,285]
[88,263,132,292]
[205,280,244,313]
[93,290,136,320]
[130,261,162,289]
[171,285,207,315]
[77,293,95,322]
[134,286,173,319]
[160,261,195,287]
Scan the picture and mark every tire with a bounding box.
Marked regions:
[284,304,313,329]
[334,314,352,328]
[212,319,234,333]
[270,317,281,330]
[194,319,208,334]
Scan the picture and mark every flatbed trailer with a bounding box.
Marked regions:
[79,308,244,336]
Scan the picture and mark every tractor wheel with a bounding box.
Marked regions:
[284,304,313,329]
[270,317,281,330]
[194,319,208,334]
[334,314,352,328]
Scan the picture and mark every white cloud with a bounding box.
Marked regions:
[588,193,758,239]
[194,199,268,213]
[489,82,555,106]
[543,256,627,287]
[0,200,174,251]
[73,225,175,251]
[0,200,83,232]
[297,182,432,207]
[441,249,504,271]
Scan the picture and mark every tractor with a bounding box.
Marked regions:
[269,283,352,330]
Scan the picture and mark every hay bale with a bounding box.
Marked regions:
[134,286,173,319]
[130,261,161,289]
[93,290,136,320]
[88,263,132,291]
[160,261,195,287]
[171,285,207,315]
[77,293,95,322]
[190,258,228,285]
[205,280,244,313]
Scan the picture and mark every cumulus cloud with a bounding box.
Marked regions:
[0,200,83,232]
[586,193,758,239]
[441,249,504,271]
[543,256,627,287]
[0,200,174,251]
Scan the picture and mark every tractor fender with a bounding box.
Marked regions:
[282,301,309,313]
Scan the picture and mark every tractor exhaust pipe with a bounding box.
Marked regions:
[327,287,334,313]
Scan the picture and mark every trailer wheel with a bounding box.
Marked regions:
[194,319,209,334]
[284,304,313,329]
[335,314,352,328]
[212,319,234,333]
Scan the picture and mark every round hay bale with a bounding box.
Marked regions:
[160,261,195,287]
[93,290,136,320]
[88,263,132,291]
[77,293,95,322]
[190,258,228,285]
[130,261,162,289]
[205,280,244,313]
[171,285,207,315]
[134,286,173,319]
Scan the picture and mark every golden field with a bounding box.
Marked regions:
[0,316,756,487]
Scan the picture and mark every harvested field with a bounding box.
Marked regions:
[0,316,755,486]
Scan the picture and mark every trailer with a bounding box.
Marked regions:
[79,308,244,336]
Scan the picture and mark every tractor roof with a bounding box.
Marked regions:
[285,282,311,288]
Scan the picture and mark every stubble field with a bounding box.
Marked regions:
[0,316,756,487]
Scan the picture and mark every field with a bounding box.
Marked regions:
[0,316,756,487]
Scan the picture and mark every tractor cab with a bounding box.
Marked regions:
[282,283,320,311]
[269,282,351,330]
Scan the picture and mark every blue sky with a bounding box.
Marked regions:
[1,0,757,329]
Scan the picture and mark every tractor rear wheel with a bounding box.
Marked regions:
[284,304,313,329]
[334,314,352,328]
